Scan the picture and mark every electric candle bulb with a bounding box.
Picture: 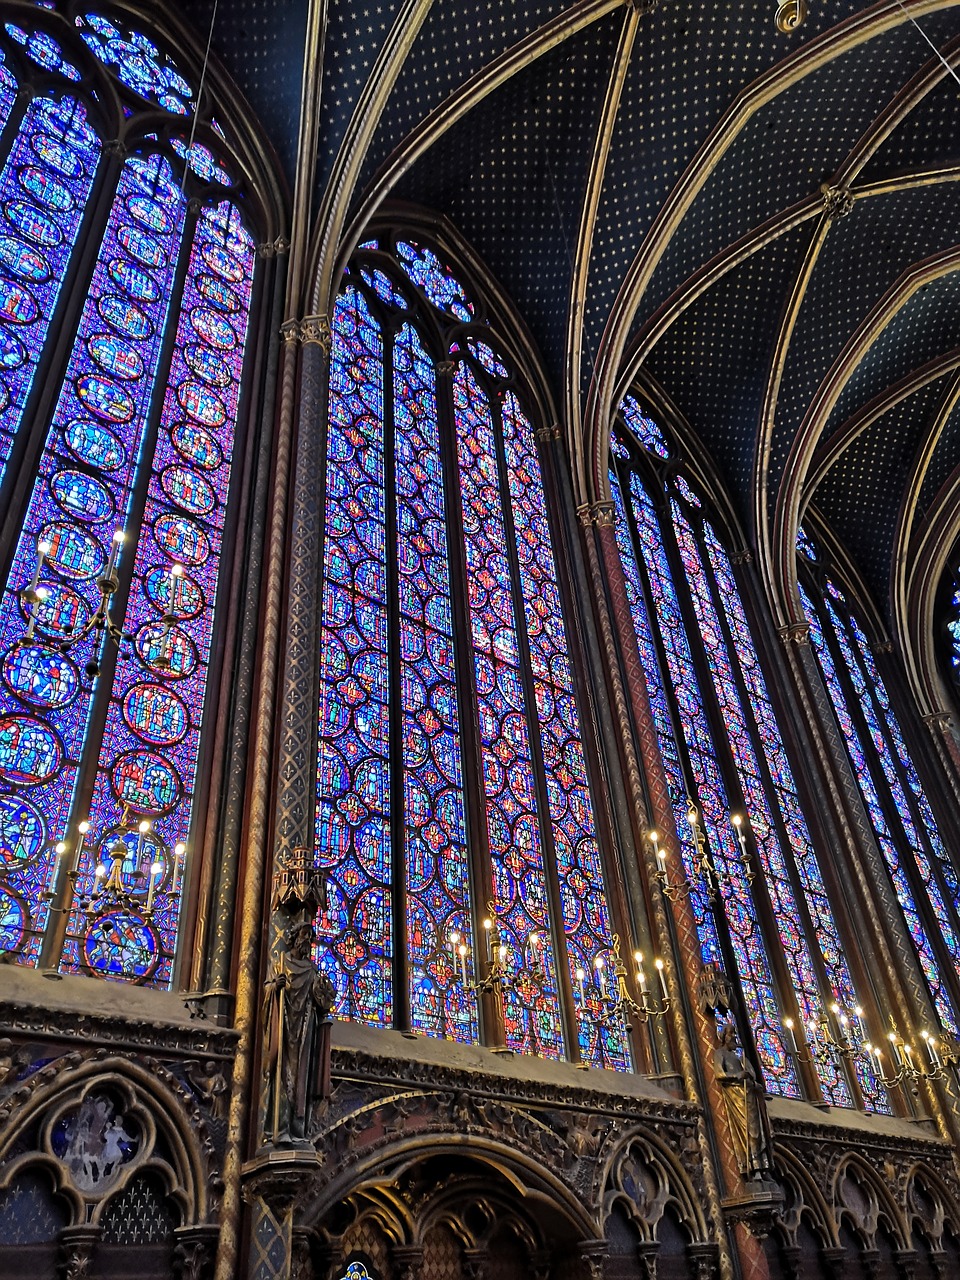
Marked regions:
[654,957,668,1001]
[576,967,586,1003]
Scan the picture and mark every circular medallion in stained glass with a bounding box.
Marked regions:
[0,236,49,283]
[135,622,197,678]
[0,796,44,868]
[76,374,136,424]
[176,381,226,427]
[200,242,243,282]
[0,277,39,324]
[190,306,236,350]
[64,418,126,470]
[196,274,240,313]
[83,912,157,980]
[160,465,216,516]
[3,644,78,708]
[50,469,114,522]
[5,200,62,248]
[98,293,152,340]
[18,166,74,212]
[111,749,180,813]
[0,888,25,952]
[41,521,105,580]
[125,195,174,236]
[87,333,143,381]
[171,421,222,470]
[30,581,90,639]
[107,257,159,302]
[0,331,25,369]
[0,714,62,785]
[117,224,166,269]
[30,133,84,179]
[144,565,203,618]
[123,682,189,746]
[183,343,230,388]
[153,513,209,565]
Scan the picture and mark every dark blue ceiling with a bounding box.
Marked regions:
[172,0,960,628]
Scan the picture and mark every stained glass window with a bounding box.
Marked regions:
[799,534,960,1038]
[0,14,258,984]
[316,237,628,1068]
[611,397,887,1110]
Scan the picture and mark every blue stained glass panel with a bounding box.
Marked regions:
[0,96,98,496]
[0,153,185,967]
[454,363,564,1059]
[395,324,477,1043]
[59,202,255,985]
[503,391,627,1069]
[315,285,392,1025]
[803,584,960,1035]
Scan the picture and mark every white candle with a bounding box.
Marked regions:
[483,917,493,961]
[783,1017,799,1056]
[136,819,150,872]
[595,956,606,997]
[29,539,51,594]
[634,950,648,992]
[655,958,668,1001]
[450,930,459,964]
[576,967,586,1004]
[146,860,161,912]
[106,529,124,576]
[172,843,186,893]
[528,932,539,966]
[168,563,183,612]
[458,943,468,986]
[854,1005,865,1040]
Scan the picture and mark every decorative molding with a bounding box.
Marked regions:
[301,315,332,354]
[775,0,808,32]
[576,500,616,527]
[820,183,855,218]
[777,622,810,646]
[259,236,291,258]
[922,710,954,733]
[0,997,237,1059]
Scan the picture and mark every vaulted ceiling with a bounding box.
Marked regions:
[184,0,960,673]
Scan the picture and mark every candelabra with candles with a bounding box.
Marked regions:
[782,1004,960,1101]
[17,530,132,677]
[575,933,670,1032]
[651,802,755,904]
[47,812,186,919]
[448,903,544,1001]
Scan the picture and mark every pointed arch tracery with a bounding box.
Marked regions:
[313,229,632,1069]
[0,3,277,985]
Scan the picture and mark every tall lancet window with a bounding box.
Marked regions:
[611,397,886,1110]
[0,12,258,986]
[315,236,629,1068]
[798,531,960,1038]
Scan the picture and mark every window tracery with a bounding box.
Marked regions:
[0,7,259,985]
[611,397,884,1109]
[798,531,960,1036]
[315,235,628,1068]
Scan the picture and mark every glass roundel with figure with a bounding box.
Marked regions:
[314,235,631,1068]
[0,8,258,985]
[610,397,889,1111]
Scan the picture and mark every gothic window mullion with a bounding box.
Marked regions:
[382,316,408,1032]
[433,356,502,1050]
[487,381,581,1064]
[611,457,762,1076]
[810,587,960,1032]
[0,107,118,568]
[699,535,867,1104]
[659,490,802,1089]
[41,194,201,972]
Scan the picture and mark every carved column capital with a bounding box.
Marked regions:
[576,1241,607,1280]
[174,1228,219,1280]
[463,1249,489,1280]
[862,1251,883,1279]
[391,1245,424,1280]
[301,315,332,355]
[820,1247,847,1280]
[534,422,561,442]
[59,1225,99,1280]
[259,236,291,258]
[686,1242,719,1280]
[280,318,301,346]
[893,1250,919,1280]
[777,622,810,646]
[870,638,894,655]
[576,500,616,528]
[923,710,954,733]
[436,360,456,377]
[730,548,753,566]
